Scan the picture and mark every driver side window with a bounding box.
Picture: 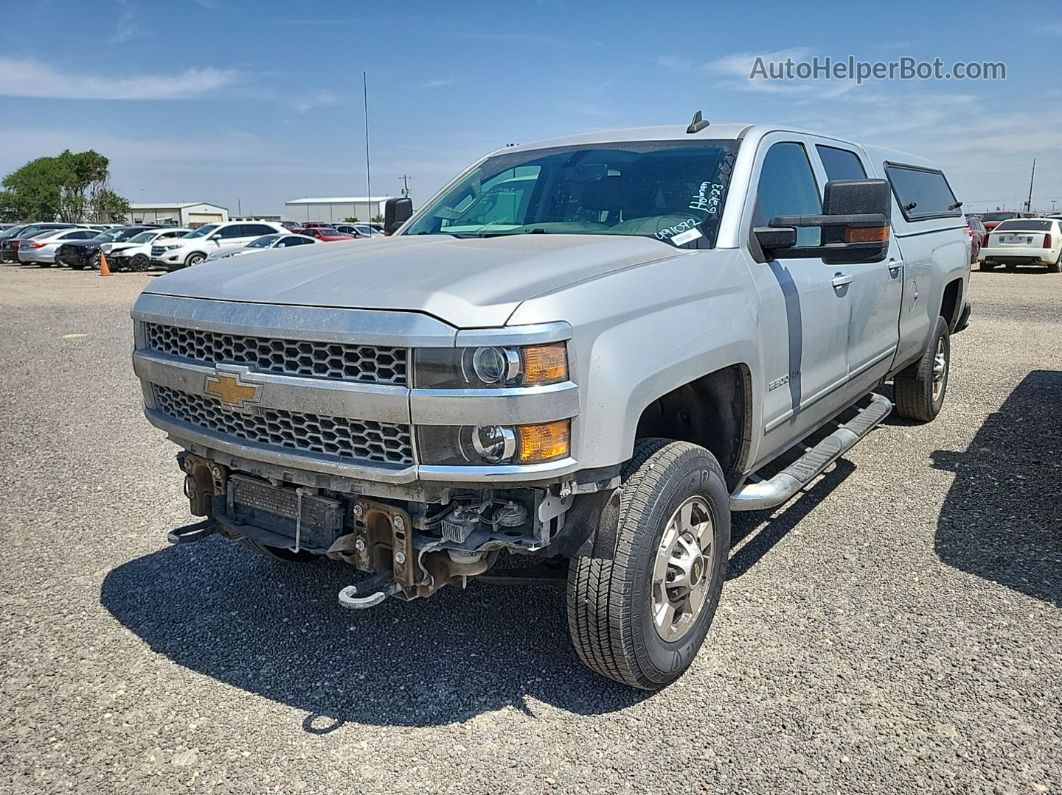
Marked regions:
[753,142,822,247]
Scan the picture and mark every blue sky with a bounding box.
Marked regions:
[1,0,1059,215]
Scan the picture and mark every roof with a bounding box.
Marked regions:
[128,202,228,210]
[284,197,396,205]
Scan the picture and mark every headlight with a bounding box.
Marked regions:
[414,343,568,388]
[417,419,571,466]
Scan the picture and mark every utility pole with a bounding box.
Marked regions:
[1024,158,1036,213]
[363,72,372,227]
[399,174,412,198]
[237,198,242,217]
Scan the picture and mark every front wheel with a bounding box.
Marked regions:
[566,438,730,690]
[893,315,950,422]
[130,253,150,272]
[185,252,206,267]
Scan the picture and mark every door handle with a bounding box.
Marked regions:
[831,273,853,288]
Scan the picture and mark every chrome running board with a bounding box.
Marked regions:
[730,394,893,512]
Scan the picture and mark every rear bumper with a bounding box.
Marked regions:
[980,247,1054,265]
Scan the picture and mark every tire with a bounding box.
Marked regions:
[893,315,950,423]
[566,438,730,690]
[185,252,206,267]
[1048,252,1061,273]
[242,538,318,563]
[130,253,150,272]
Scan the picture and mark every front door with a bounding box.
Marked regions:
[744,136,853,459]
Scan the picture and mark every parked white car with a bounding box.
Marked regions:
[979,218,1062,272]
[204,233,319,262]
[108,228,192,271]
[152,222,288,270]
[17,227,101,266]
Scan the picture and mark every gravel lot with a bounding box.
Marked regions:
[0,265,1059,794]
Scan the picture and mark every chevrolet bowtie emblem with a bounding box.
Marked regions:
[205,371,260,409]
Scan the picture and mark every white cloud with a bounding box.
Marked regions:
[293,90,340,114]
[108,0,140,44]
[420,78,458,89]
[0,58,239,100]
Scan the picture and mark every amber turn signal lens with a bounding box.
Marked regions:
[845,225,890,243]
[516,419,571,463]
[520,343,568,385]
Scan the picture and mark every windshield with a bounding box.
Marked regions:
[127,231,155,243]
[981,212,1018,222]
[186,224,218,239]
[248,235,281,248]
[403,140,739,247]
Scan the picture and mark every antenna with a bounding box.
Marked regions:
[686,110,710,134]
[363,72,373,233]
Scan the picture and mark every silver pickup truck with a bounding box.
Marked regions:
[131,115,971,689]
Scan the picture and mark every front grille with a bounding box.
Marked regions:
[150,245,165,256]
[145,323,408,386]
[152,385,414,466]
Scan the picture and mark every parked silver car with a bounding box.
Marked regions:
[17,227,100,266]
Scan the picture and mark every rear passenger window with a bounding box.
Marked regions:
[218,225,245,239]
[817,145,867,181]
[884,164,961,220]
[753,142,822,247]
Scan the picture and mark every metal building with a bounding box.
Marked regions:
[283,197,396,224]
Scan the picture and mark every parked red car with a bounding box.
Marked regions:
[980,211,1028,235]
[965,214,987,262]
[291,227,356,242]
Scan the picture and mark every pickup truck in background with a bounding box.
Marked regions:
[131,116,971,690]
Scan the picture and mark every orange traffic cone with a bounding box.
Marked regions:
[99,251,111,276]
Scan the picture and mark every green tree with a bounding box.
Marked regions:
[371,214,385,223]
[343,216,360,223]
[1,149,130,222]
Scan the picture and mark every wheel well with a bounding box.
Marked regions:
[941,279,963,330]
[634,364,751,489]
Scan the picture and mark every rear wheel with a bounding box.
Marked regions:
[893,315,950,423]
[1048,252,1061,273]
[566,438,730,690]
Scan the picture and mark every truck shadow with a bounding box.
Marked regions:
[100,542,645,731]
[931,370,1062,606]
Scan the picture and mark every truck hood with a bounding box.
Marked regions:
[144,234,684,327]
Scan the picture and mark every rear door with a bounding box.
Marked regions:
[811,142,904,401]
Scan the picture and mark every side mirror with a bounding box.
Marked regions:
[384,197,413,235]
[208,233,221,241]
[753,178,892,264]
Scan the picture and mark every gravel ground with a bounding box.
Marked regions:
[0,265,1059,794]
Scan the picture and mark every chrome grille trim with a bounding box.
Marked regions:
[145,323,408,385]
[152,384,414,466]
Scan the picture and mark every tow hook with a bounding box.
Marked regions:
[338,571,398,610]
[167,518,218,545]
